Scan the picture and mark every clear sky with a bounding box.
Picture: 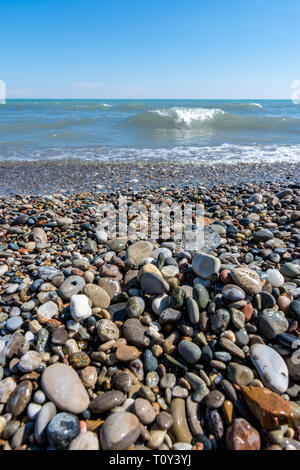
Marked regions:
[1,0,300,99]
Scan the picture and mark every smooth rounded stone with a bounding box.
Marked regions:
[68,431,100,450]
[83,284,110,308]
[235,328,250,346]
[37,266,62,281]
[159,307,181,324]
[206,408,224,440]
[37,301,58,324]
[6,316,23,332]
[123,318,150,348]
[206,390,225,409]
[34,401,57,444]
[261,291,276,309]
[100,411,140,450]
[186,297,200,324]
[219,338,245,359]
[227,362,254,386]
[152,294,169,315]
[58,276,86,300]
[112,372,132,394]
[126,296,145,318]
[69,351,91,369]
[161,265,179,279]
[290,301,300,322]
[141,272,170,295]
[90,390,125,414]
[18,351,42,373]
[127,241,153,265]
[230,267,262,295]
[258,309,289,339]
[231,309,245,329]
[160,373,176,389]
[6,380,32,416]
[79,366,98,389]
[172,385,188,398]
[0,377,17,403]
[267,269,285,288]
[33,390,46,405]
[133,397,156,425]
[211,309,230,334]
[250,344,289,393]
[226,418,261,450]
[144,349,158,372]
[156,411,174,430]
[116,343,140,362]
[186,395,203,436]
[169,398,192,444]
[192,253,221,280]
[222,284,246,302]
[33,227,47,244]
[0,264,8,276]
[280,262,300,278]
[178,340,201,364]
[192,283,210,310]
[27,402,42,420]
[47,412,80,449]
[70,294,92,322]
[1,419,21,439]
[10,421,35,449]
[41,363,90,413]
[97,319,120,342]
[254,229,274,242]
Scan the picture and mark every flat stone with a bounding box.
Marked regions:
[79,366,98,388]
[193,283,210,309]
[133,397,156,425]
[112,371,132,393]
[70,294,92,322]
[250,344,289,394]
[41,363,90,414]
[0,377,17,403]
[186,395,203,436]
[222,284,245,301]
[58,275,86,300]
[192,253,221,280]
[226,418,261,450]
[159,308,181,325]
[280,262,300,278]
[33,227,47,244]
[127,241,153,266]
[206,390,225,409]
[253,229,274,242]
[186,297,200,324]
[34,401,57,444]
[6,380,32,416]
[211,309,230,334]
[123,318,150,348]
[83,284,111,308]
[18,351,42,373]
[68,431,100,450]
[241,385,294,430]
[90,390,125,414]
[141,272,170,295]
[258,309,289,338]
[126,296,145,317]
[219,338,245,359]
[230,268,262,295]
[97,319,120,342]
[178,340,201,364]
[100,411,140,450]
[267,269,285,288]
[98,278,121,300]
[227,362,254,386]
[152,294,169,315]
[37,301,58,324]
[116,343,141,362]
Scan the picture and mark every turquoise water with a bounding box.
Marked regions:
[0,99,300,163]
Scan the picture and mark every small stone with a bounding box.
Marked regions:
[170,398,192,444]
[68,431,100,450]
[227,362,254,386]
[90,390,125,414]
[0,377,17,403]
[250,344,289,394]
[253,229,274,242]
[18,351,42,373]
[178,340,201,364]
[230,268,262,295]
[133,398,156,425]
[192,253,221,280]
[97,319,120,342]
[267,269,285,288]
[69,351,91,369]
[280,262,300,278]
[206,390,225,409]
[126,297,145,317]
[6,380,32,416]
[41,363,90,413]
[116,343,140,362]
[70,294,92,322]
[83,284,111,308]
[127,241,153,266]
[37,301,58,324]
[222,284,245,301]
[141,273,170,295]
[226,418,261,450]
[47,412,80,449]
[186,297,200,324]
[258,309,289,338]
[100,411,140,450]
[58,276,86,300]
[6,316,23,332]
[112,371,132,393]
[152,294,169,315]
[34,402,57,444]
[123,318,150,348]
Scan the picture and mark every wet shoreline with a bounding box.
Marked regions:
[0,159,299,195]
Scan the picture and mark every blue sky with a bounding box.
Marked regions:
[1,0,300,99]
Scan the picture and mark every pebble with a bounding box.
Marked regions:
[70,294,92,322]
[250,344,289,393]
[226,418,261,450]
[178,340,201,364]
[192,253,221,280]
[37,301,58,324]
[141,272,170,295]
[97,319,120,342]
[90,390,125,414]
[34,402,57,444]
[18,351,42,373]
[58,275,86,299]
[133,397,156,424]
[68,431,100,450]
[47,412,80,449]
[100,411,140,450]
[230,267,262,295]
[41,363,90,413]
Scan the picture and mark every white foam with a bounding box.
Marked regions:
[249,103,263,108]
[151,107,225,126]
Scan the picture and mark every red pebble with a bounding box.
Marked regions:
[242,303,253,322]
[220,270,232,284]
[80,421,87,432]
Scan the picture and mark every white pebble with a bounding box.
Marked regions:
[27,402,42,420]
[33,390,46,404]
[267,269,285,288]
[70,294,92,322]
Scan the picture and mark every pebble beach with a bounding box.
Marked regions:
[0,169,299,451]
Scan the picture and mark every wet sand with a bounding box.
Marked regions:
[0,160,299,195]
